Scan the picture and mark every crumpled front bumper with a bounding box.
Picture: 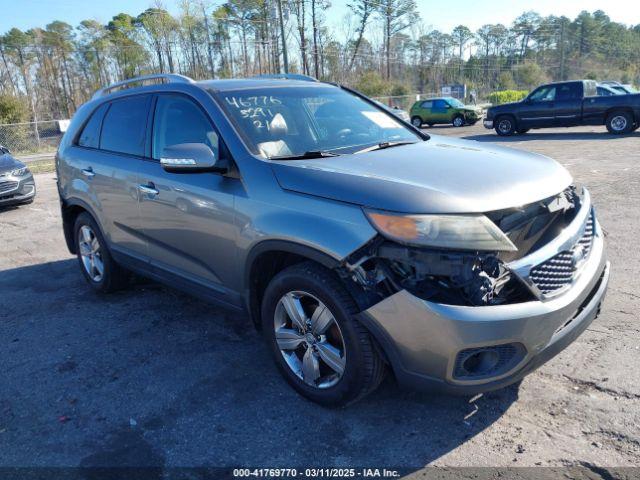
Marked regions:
[357,190,609,395]
[0,173,36,206]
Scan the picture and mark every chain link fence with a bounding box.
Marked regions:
[0,120,67,155]
[372,93,439,111]
[0,94,456,155]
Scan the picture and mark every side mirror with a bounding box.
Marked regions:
[160,143,226,174]
[445,104,452,109]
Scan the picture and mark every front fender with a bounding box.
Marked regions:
[234,195,377,292]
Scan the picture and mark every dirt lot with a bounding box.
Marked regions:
[1,124,639,474]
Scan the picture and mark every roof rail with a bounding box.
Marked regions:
[253,73,318,82]
[92,73,195,99]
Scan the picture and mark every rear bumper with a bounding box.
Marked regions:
[483,119,494,129]
[357,195,609,395]
[0,174,36,206]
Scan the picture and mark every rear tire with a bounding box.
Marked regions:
[74,212,129,293]
[606,111,633,134]
[411,116,422,128]
[261,262,385,407]
[495,116,516,136]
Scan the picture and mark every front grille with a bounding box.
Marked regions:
[529,211,595,295]
[0,181,18,193]
[576,212,595,256]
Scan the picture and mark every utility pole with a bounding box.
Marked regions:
[201,3,216,79]
[559,20,566,81]
[311,0,320,79]
[276,0,289,74]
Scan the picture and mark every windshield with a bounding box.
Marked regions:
[446,98,465,108]
[212,86,421,158]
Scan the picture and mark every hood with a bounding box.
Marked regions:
[489,101,523,113]
[270,135,572,214]
[0,153,23,173]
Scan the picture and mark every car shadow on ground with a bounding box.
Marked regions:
[461,131,640,142]
[1,259,520,471]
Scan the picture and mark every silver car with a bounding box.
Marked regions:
[0,146,36,207]
[56,74,609,406]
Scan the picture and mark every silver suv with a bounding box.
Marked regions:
[56,74,609,406]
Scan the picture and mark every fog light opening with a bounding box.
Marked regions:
[453,342,527,380]
[462,350,500,376]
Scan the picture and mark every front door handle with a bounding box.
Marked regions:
[81,167,95,178]
[138,183,159,196]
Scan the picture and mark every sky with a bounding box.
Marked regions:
[0,0,638,36]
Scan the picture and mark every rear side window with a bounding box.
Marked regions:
[152,95,219,160]
[421,101,433,108]
[100,95,151,156]
[78,103,109,148]
[557,83,582,100]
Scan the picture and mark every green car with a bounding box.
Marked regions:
[410,97,481,128]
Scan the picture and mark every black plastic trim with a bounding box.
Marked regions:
[244,239,340,291]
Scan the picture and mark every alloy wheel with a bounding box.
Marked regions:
[611,115,627,132]
[498,119,512,134]
[453,116,464,127]
[411,117,422,127]
[274,291,346,389]
[78,225,104,282]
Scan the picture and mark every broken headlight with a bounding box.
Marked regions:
[365,210,517,252]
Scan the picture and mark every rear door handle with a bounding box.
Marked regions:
[138,183,159,196]
[81,167,95,178]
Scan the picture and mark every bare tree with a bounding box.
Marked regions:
[375,0,418,79]
[347,0,374,71]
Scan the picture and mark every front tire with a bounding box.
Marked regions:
[74,212,129,293]
[495,116,516,136]
[606,111,633,134]
[411,116,423,128]
[261,262,385,407]
[452,115,465,127]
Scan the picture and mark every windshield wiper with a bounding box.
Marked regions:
[355,140,417,154]
[269,150,341,160]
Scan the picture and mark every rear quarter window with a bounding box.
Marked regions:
[77,103,109,149]
[100,95,151,156]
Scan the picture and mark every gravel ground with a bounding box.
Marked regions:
[1,124,639,474]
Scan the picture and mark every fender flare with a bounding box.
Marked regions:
[243,239,341,291]
[60,197,102,254]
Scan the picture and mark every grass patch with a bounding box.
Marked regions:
[28,159,56,174]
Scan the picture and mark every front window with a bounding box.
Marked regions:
[529,86,556,102]
[152,94,220,160]
[212,86,421,158]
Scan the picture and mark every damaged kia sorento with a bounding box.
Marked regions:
[57,74,610,406]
